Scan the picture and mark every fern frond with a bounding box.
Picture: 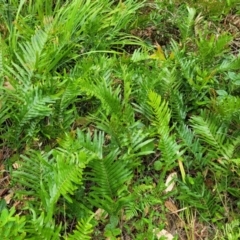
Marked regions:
[0,207,26,239]
[214,95,240,122]
[177,124,205,166]
[13,148,87,219]
[0,35,3,79]
[124,184,161,220]
[57,78,81,123]
[67,214,94,240]
[170,91,187,123]
[158,133,181,168]
[182,6,196,41]
[218,56,240,72]
[120,127,154,156]
[6,28,49,85]
[49,151,84,205]
[147,90,171,136]
[147,90,182,171]
[223,219,240,240]
[13,150,51,197]
[190,111,234,159]
[80,77,122,117]
[27,211,61,240]
[12,87,56,137]
[87,150,132,214]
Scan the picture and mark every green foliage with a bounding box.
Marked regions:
[0,0,240,239]
[67,215,94,240]
[0,207,26,240]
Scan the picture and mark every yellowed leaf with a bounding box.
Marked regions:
[165,172,177,193]
[94,208,107,220]
[150,42,166,61]
[12,162,21,169]
[169,51,175,60]
[3,81,15,91]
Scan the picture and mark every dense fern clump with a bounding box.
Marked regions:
[0,0,240,239]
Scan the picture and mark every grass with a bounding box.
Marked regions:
[0,0,240,239]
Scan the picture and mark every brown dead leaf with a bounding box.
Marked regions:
[165,200,178,213]
[4,190,14,204]
[0,150,3,162]
[0,188,8,197]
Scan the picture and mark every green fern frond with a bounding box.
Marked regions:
[147,90,182,171]
[57,78,81,123]
[13,150,51,197]
[80,77,122,117]
[223,219,240,240]
[0,35,3,79]
[147,90,171,136]
[87,150,132,214]
[13,148,87,219]
[27,211,61,240]
[6,28,49,85]
[181,6,196,41]
[0,207,26,240]
[67,214,94,240]
[218,56,240,72]
[49,151,84,206]
[190,111,235,159]
[177,124,205,166]
[170,91,187,123]
[124,184,161,220]
[12,87,56,137]
[88,150,132,198]
[120,126,154,155]
[158,133,181,168]
[59,129,104,159]
[214,95,240,122]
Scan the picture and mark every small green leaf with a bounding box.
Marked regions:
[154,160,163,171]
[216,90,228,96]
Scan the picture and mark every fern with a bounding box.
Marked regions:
[80,76,123,117]
[214,95,240,122]
[0,207,26,240]
[13,148,88,220]
[190,111,235,159]
[147,90,182,172]
[223,219,240,240]
[10,87,56,140]
[58,129,104,160]
[177,124,205,167]
[67,215,94,240]
[25,211,61,240]
[86,149,132,215]
[124,184,161,220]
[147,90,171,136]
[57,77,81,124]
[6,28,49,85]
[0,35,3,79]
[169,90,187,123]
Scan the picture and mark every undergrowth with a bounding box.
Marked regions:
[0,0,240,239]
